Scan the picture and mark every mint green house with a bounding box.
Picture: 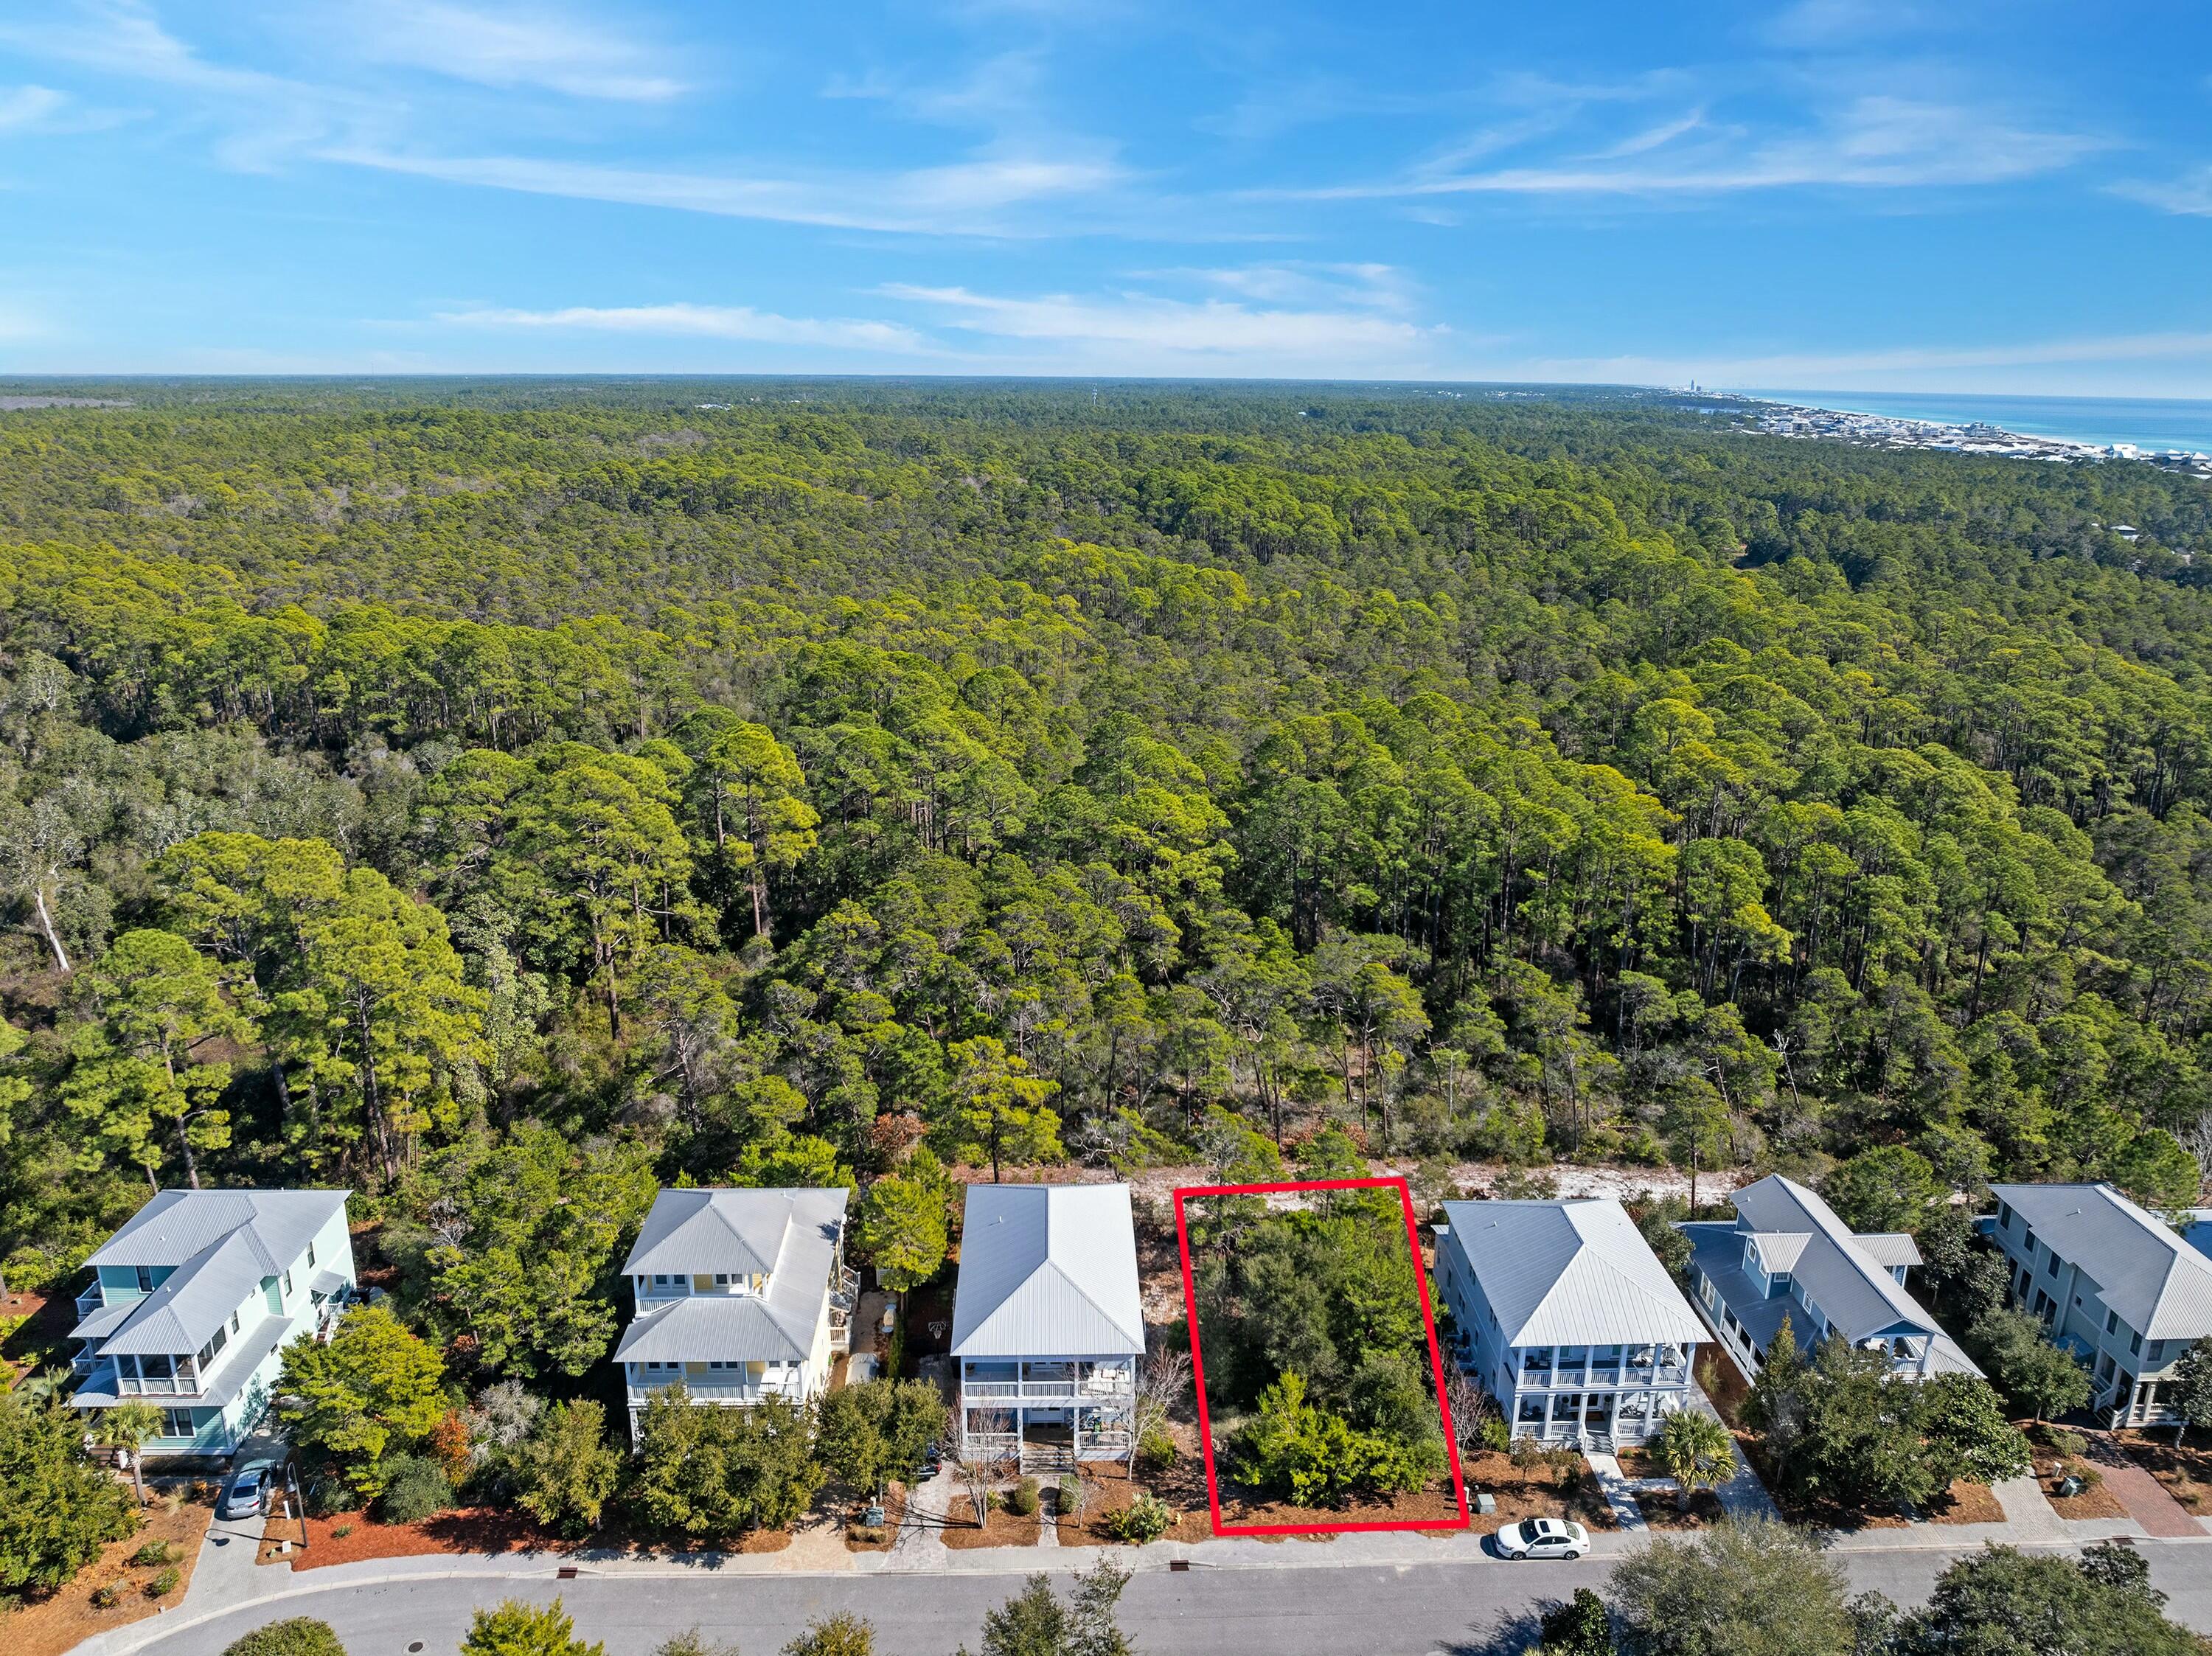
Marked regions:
[70,1189,355,1459]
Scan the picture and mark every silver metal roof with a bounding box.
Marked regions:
[623,1187,846,1278]
[1745,1231,1812,1273]
[950,1183,1145,1360]
[82,1189,345,1356]
[1993,1183,2212,1340]
[1729,1176,1969,1359]
[614,1294,810,1364]
[1439,1198,1705,1349]
[1856,1233,1923,1270]
[613,1186,848,1366]
[86,1189,345,1270]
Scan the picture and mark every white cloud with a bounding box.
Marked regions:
[0,85,69,131]
[439,302,929,352]
[324,146,1125,234]
[879,277,1461,375]
[1290,92,2104,202]
[323,1,686,101]
[2112,167,2212,216]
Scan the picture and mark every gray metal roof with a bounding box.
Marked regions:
[1439,1198,1705,1349]
[1993,1183,2212,1340]
[950,1183,1145,1360]
[1857,1233,1923,1270]
[623,1187,844,1278]
[1745,1232,1812,1273]
[82,1189,345,1356]
[614,1294,811,1364]
[86,1188,344,1270]
[1729,1176,1954,1349]
[613,1186,848,1366]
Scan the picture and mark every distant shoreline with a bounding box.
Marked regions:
[1730,389,2212,467]
[1727,392,2212,477]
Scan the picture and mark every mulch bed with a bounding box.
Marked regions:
[2115,1430,2212,1515]
[2029,1443,2129,1520]
[942,1494,1043,1548]
[843,1486,905,1552]
[261,1507,792,1570]
[1925,1480,2004,1525]
[3,1492,212,1656]
[1461,1450,1618,1534]
[1637,1490,1727,1531]
[1212,1483,1466,1531]
[1053,1468,1212,1548]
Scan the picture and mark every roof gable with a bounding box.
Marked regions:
[950,1184,1145,1359]
[1440,1198,1705,1349]
[1994,1183,2212,1339]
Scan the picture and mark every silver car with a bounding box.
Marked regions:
[220,1464,271,1521]
[1495,1517,1590,1559]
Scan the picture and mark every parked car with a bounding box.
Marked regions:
[220,1464,272,1520]
[1495,1517,1589,1559]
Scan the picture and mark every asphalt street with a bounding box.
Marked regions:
[110,1541,2212,1656]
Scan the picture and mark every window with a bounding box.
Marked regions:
[653,1273,672,1287]
[2149,1340,2167,1364]
[135,1265,155,1293]
[307,1242,316,1268]
[161,1408,195,1439]
[2045,1250,2059,1278]
[1998,1202,2014,1230]
[196,1325,228,1368]
[231,1311,240,1335]
[2131,1332,2143,1357]
[2023,1226,2037,1254]
[2107,1310,2119,1335]
[714,1273,731,1285]
[282,1269,293,1296]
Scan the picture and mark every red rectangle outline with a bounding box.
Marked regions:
[1172,1175,1472,1537]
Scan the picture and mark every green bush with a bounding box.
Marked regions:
[1135,1423,1178,1471]
[90,1584,122,1609]
[1228,1371,1444,1507]
[1057,1474,1082,1517]
[306,1472,360,1516]
[2048,1427,2089,1458]
[1008,1476,1040,1517]
[220,1617,349,1656]
[375,1454,451,1524]
[145,1566,180,1598]
[1104,1492,1172,1544]
[131,1540,179,1567]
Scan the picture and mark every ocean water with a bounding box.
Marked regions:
[1739,390,2212,456]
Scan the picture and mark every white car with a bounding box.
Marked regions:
[1495,1517,1590,1559]
[220,1464,272,1521]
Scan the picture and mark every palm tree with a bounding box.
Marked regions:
[95,1400,165,1506]
[1652,1408,1735,1511]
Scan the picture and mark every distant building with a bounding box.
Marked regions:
[613,1186,855,1445]
[1436,1198,1703,1445]
[950,1183,1144,1472]
[1983,1183,2212,1429]
[1683,1174,1975,1380]
[71,1189,354,1459]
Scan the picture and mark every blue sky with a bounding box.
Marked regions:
[1,0,2208,391]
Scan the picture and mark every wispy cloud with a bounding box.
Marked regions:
[2111,166,2212,217]
[0,84,69,131]
[1531,328,2212,390]
[319,1,687,101]
[880,272,1461,375]
[324,146,1125,234]
[1287,91,2103,202]
[438,302,928,352]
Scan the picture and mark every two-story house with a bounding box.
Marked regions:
[950,1183,1144,1472]
[1435,1198,1704,1445]
[69,1189,355,1460]
[1983,1182,2212,1429]
[1682,1173,1977,1380]
[612,1186,855,1446]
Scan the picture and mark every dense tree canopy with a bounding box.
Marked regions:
[2,378,2206,1308]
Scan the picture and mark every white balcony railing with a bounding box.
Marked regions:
[75,1289,104,1321]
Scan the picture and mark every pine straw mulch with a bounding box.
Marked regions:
[2,1492,212,1656]
[2028,1442,2129,1521]
[1635,1490,1728,1531]
[942,1494,1043,1548]
[1461,1450,1618,1534]
[1924,1480,2005,1525]
[842,1486,905,1552]
[260,1506,792,1570]
[1055,1462,1214,1545]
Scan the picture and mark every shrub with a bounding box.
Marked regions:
[221,1618,349,1656]
[846,1523,886,1545]
[2047,1427,2089,1458]
[331,1524,353,1539]
[146,1566,180,1598]
[90,1584,122,1609]
[1135,1423,1177,1471]
[1057,1474,1082,1517]
[131,1540,179,1567]
[1478,1412,1512,1453]
[375,1453,451,1524]
[1008,1476,1040,1517]
[1104,1492,1172,1544]
[306,1473,360,1517]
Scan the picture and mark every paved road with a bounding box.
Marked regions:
[105,1542,2212,1656]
